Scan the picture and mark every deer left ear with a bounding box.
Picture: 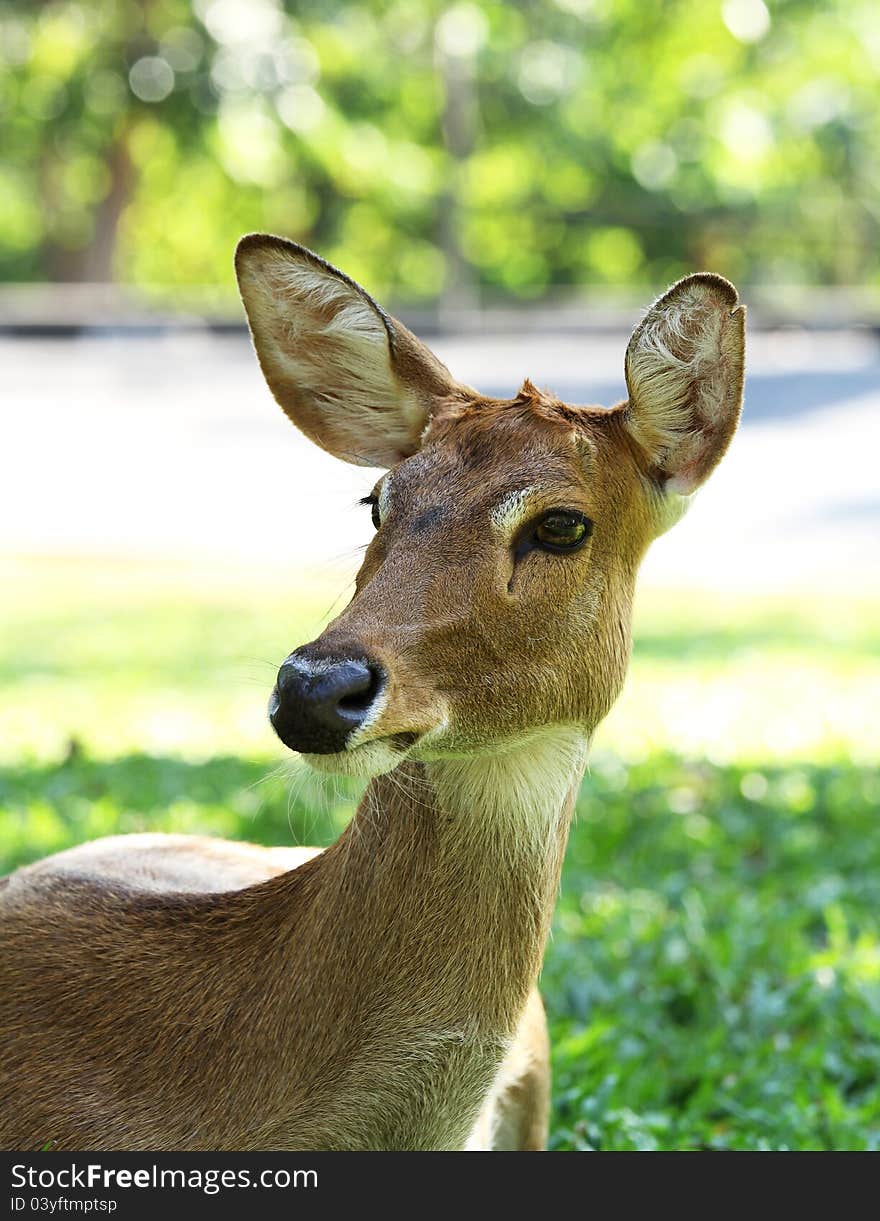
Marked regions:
[623,273,745,496]
[235,234,462,468]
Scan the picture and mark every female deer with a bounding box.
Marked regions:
[0,236,744,1150]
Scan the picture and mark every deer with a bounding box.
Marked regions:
[0,235,745,1151]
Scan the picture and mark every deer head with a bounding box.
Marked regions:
[236,235,745,780]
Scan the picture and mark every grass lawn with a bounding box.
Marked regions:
[2,556,879,1150]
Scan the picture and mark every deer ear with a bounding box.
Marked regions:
[623,273,745,496]
[235,234,460,467]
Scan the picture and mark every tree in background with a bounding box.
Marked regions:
[1,0,878,302]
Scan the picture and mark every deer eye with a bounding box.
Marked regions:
[360,494,381,530]
[533,511,592,553]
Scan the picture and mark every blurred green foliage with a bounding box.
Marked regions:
[1,0,878,299]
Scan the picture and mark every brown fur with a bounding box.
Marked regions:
[0,237,745,1150]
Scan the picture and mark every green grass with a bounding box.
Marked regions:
[2,557,879,1149]
[549,756,880,1150]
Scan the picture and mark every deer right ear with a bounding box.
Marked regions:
[235,234,461,467]
[623,273,745,498]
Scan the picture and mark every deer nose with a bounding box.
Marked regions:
[269,654,385,754]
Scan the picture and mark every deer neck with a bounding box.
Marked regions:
[329,727,583,986]
[249,728,588,1147]
[103,729,589,1149]
[291,728,588,1043]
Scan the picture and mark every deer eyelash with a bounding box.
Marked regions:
[360,494,381,529]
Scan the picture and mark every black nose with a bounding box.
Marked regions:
[269,654,385,754]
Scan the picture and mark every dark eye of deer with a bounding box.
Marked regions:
[534,511,592,553]
[361,495,381,530]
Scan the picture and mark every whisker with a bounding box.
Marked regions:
[245,760,290,794]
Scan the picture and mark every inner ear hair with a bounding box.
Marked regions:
[623,272,745,496]
[235,234,461,469]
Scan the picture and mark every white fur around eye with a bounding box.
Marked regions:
[378,478,394,521]
[490,487,544,535]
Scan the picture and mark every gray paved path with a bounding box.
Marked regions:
[3,329,878,593]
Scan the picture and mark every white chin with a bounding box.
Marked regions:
[300,739,405,779]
